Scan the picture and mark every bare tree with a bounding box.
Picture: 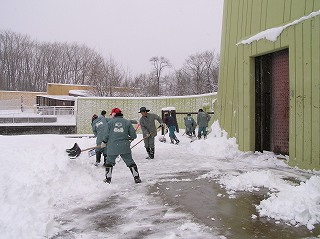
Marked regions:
[0,30,220,97]
[89,56,124,96]
[0,30,126,93]
[149,56,171,95]
[175,51,219,95]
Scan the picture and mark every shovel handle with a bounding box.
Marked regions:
[81,145,101,152]
[130,125,162,149]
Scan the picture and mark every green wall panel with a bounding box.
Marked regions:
[218,0,320,169]
[295,23,304,165]
[76,94,217,135]
[311,17,320,167]
[303,19,313,165]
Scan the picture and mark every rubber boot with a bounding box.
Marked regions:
[145,147,151,159]
[149,147,155,159]
[94,151,102,166]
[104,164,113,183]
[103,154,107,167]
[174,136,180,144]
[129,164,141,183]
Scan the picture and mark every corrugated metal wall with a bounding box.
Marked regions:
[216,0,320,169]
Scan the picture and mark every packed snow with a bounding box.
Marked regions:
[1,120,320,238]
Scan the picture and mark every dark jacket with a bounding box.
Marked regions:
[197,111,211,128]
[184,116,196,128]
[164,115,175,127]
[92,115,109,145]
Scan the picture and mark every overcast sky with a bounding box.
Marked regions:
[0,0,224,74]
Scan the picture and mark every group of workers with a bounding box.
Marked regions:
[90,107,211,184]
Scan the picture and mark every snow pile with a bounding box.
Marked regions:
[219,166,320,230]
[257,175,320,230]
[187,120,239,159]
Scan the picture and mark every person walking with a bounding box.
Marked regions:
[164,112,180,144]
[138,107,163,159]
[184,113,196,137]
[101,108,141,184]
[92,110,109,166]
[197,109,211,139]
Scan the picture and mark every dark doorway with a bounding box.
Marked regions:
[255,49,289,155]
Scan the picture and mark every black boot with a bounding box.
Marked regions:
[94,151,102,166]
[129,164,141,183]
[145,147,151,159]
[103,154,107,167]
[103,164,113,183]
[174,136,180,144]
[149,147,155,159]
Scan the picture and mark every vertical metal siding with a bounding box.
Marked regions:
[217,0,320,169]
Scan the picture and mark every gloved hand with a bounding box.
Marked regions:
[100,142,107,148]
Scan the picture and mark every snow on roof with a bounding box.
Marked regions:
[36,95,76,101]
[162,107,176,111]
[47,83,90,87]
[237,10,320,45]
[69,90,92,97]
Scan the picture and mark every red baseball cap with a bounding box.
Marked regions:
[110,108,121,115]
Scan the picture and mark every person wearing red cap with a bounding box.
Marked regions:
[100,108,141,184]
[110,107,121,117]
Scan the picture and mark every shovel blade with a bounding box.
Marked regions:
[68,144,82,158]
[66,143,79,153]
[158,136,166,143]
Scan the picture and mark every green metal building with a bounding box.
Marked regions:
[216,0,320,169]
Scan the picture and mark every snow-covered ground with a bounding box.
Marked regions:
[1,121,320,239]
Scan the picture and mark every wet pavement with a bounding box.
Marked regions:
[149,171,320,239]
[50,170,320,239]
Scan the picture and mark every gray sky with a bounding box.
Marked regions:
[0,0,224,74]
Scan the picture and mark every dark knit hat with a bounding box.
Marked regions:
[92,114,98,122]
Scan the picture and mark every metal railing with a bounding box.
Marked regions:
[36,106,75,115]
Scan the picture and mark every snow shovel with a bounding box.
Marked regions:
[67,119,138,158]
[131,125,162,149]
[68,145,102,159]
[66,142,79,153]
[88,148,96,157]
[68,125,161,158]
[158,126,167,143]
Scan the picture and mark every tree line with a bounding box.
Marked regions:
[0,30,219,96]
